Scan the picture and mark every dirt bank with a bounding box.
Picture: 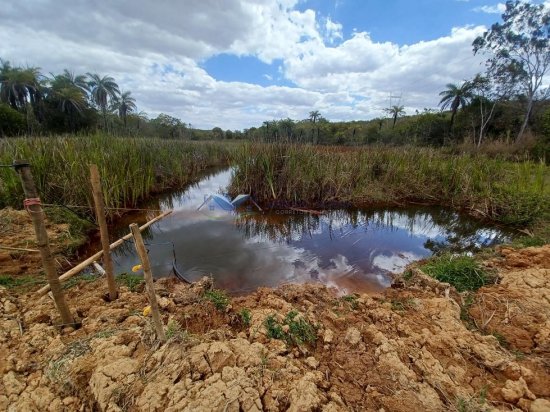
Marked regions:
[0,210,549,411]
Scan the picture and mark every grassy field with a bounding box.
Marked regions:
[230,143,550,227]
[0,134,231,218]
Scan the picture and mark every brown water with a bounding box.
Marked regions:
[100,168,513,295]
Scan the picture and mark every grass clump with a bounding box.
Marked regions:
[341,294,359,309]
[165,319,188,341]
[421,253,490,292]
[239,308,252,327]
[115,273,143,292]
[0,274,44,290]
[203,289,230,311]
[62,274,97,290]
[264,310,317,346]
[511,235,547,248]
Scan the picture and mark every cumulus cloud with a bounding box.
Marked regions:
[473,3,506,14]
[0,0,489,128]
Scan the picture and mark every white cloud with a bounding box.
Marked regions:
[0,0,490,129]
[473,3,506,14]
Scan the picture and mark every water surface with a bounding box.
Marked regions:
[103,168,512,295]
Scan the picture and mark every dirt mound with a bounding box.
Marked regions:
[0,208,73,277]
[1,247,549,411]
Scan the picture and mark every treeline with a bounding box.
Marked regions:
[0,60,196,139]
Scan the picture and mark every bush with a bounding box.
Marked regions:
[0,104,26,136]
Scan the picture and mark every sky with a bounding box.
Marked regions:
[0,0,548,129]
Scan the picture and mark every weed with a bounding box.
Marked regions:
[62,274,97,290]
[239,308,252,327]
[203,289,230,311]
[0,274,43,289]
[165,319,188,341]
[421,253,490,292]
[511,235,547,248]
[264,311,317,347]
[402,269,414,281]
[116,273,143,292]
[511,349,525,360]
[455,386,490,412]
[342,294,359,309]
[491,332,509,348]
[390,298,416,312]
[460,294,477,330]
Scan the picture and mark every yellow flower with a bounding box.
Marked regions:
[132,264,142,273]
[143,306,151,316]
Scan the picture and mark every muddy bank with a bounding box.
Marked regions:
[1,243,549,411]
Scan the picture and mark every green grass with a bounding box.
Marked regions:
[115,273,143,292]
[203,289,230,311]
[264,310,317,346]
[421,254,491,292]
[0,134,231,219]
[230,142,550,226]
[239,308,252,327]
[0,274,44,289]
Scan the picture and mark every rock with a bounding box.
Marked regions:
[323,329,334,344]
[3,371,25,397]
[531,399,550,412]
[3,300,17,314]
[305,356,319,369]
[501,377,536,404]
[288,374,327,412]
[206,342,236,373]
[345,327,362,346]
[90,357,139,410]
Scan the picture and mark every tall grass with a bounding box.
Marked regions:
[0,134,231,218]
[230,143,549,226]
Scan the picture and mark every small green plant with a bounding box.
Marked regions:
[390,298,416,312]
[0,274,44,289]
[342,295,359,309]
[239,308,252,327]
[402,269,414,281]
[264,311,317,346]
[421,253,490,292]
[460,294,477,330]
[203,289,230,311]
[491,332,509,348]
[62,274,97,290]
[116,273,143,292]
[512,235,547,248]
[165,319,187,340]
[456,386,489,412]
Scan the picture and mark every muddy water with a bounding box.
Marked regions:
[101,168,512,295]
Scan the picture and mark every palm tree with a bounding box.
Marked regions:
[309,110,320,123]
[55,70,89,94]
[384,105,405,128]
[87,73,120,130]
[114,91,137,129]
[0,61,42,111]
[438,82,472,129]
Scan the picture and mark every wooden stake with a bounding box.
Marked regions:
[14,160,74,326]
[90,164,118,300]
[35,210,171,296]
[130,223,166,342]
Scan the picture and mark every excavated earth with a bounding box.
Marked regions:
[1,209,549,411]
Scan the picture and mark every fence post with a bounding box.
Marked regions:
[129,223,166,342]
[13,160,74,326]
[90,164,118,301]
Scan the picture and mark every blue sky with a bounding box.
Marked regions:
[2,0,546,129]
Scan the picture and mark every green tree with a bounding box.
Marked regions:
[114,91,136,129]
[87,73,120,130]
[384,105,405,128]
[309,110,320,123]
[0,61,42,111]
[438,82,472,129]
[473,0,550,142]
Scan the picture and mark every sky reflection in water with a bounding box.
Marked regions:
[107,169,511,295]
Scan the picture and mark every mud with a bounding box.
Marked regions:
[0,221,549,411]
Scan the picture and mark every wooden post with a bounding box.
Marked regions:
[13,160,74,326]
[90,164,118,300]
[35,210,172,296]
[129,223,166,342]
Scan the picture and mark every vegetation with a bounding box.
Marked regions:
[0,135,230,218]
[264,310,317,346]
[239,308,252,328]
[203,289,230,311]
[230,142,549,226]
[421,254,491,292]
[115,273,143,292]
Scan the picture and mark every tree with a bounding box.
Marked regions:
[473,1,550,142]
[469,74,500,147]
[384,105,405,128]
[438,82,472,129]
[0,61,42,111]
[309,110,321,123]
[87,73,120,130]
[114,91,136,129]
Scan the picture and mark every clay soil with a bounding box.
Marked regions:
[1,209,549,411]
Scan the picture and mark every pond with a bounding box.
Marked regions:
[100,168,513,295]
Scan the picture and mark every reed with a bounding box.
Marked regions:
[0,134,231,218]
[230,143,549,226]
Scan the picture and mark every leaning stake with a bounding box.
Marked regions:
[13,160,75,326]
[90,164,118,300]
[129,223,166,342]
